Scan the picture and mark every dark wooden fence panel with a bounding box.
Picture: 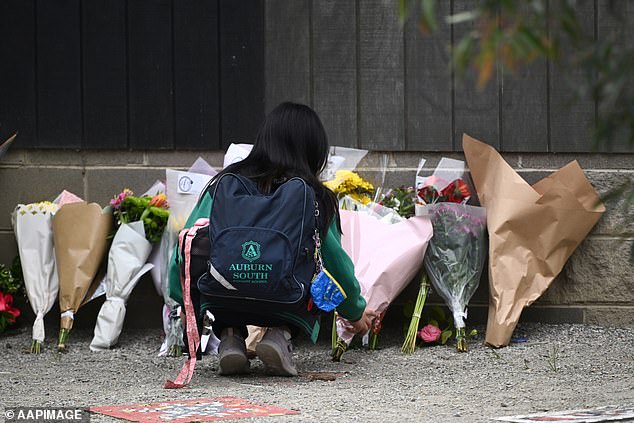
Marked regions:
[220,0,265,148]
[358,0,404,151]
[128,0,173,149]
[501,63,549,152]
[174,0,220,150]
[404,1,453,151]
[36,0,82,148]
[500,5,549,152]
[313,0,358,148]
[452,0,500,150]
[264,0,311,113]
[83,0,127,149]
[549,0,596,152]
[0,0,37,147]
[597,0,634,153]
[2,1,632,153]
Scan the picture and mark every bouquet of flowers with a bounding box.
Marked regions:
[422,202,486,352]
[12,201,61,352]
[463,134,604,348]
[110,189,170,244]
[90,189,169,351]
[324,170,375,205]
[403,158,487,353]
[159,158,216,357]
[332,198,433,360]
[53,198,113,351]
[0,257,23,334]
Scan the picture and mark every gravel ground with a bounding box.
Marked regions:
[1,322,633,423]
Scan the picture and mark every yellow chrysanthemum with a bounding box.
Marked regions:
[323,170,374,197]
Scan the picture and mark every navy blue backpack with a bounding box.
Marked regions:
[197,173,317,310]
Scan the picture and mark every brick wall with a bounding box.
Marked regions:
[1,149,632,331]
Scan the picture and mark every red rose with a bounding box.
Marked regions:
[0,292,20,319]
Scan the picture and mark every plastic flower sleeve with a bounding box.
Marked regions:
[421,203,487,351]
[320,146,369,182]
[159,161,215,356]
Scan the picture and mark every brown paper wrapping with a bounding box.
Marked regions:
[462,134,605,347]
[53,202,113,331]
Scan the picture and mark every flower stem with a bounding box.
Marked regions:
[30,339,41,354]
[401,273,430,354]
[456,327,468,352]
[167,344,182,357]
[331,312,338,355]
[369,332,378,350]
[57,328,70,352]
[331,338,348,362]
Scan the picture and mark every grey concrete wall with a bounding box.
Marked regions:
[1,149,632,332]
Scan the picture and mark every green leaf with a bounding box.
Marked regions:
[398,0,409,27]
[446,10,479,25]
[441,330,453,345]
[421,0,438,32]
[430,305,446,322]
[468,329,478,338]
[452,34,476,78]
[429,319,439,328]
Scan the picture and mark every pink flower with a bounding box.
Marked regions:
[110,188,133,209]
[418,324,442,343]
[0,292,20,319]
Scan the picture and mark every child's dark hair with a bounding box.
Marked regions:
[216,102,340,234]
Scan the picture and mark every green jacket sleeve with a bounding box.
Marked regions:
[167,192,213,305]
[320,220,367,321]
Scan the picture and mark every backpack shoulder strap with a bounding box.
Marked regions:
[164,218,209,389]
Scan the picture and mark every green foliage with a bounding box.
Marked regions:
[0,256,23,295]
[399,0,634,150]
[380,186,416,218]
[547,344,561,372]
[403,304,477,347]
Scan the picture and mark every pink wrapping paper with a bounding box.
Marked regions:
[336,209,433,344]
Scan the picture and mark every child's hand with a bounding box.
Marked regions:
[348,309,378,334]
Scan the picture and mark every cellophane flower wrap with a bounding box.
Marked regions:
[90,189,169,351]
[159,159,216,357]
[416,158,487,352]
